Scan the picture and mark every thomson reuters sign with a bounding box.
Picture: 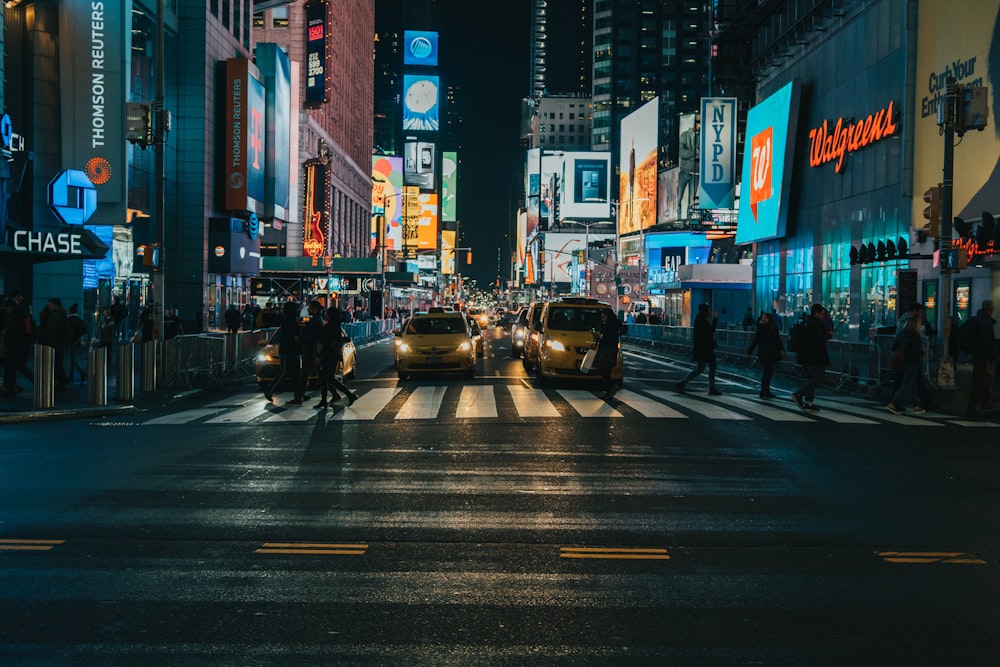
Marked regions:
[224,58,266,212]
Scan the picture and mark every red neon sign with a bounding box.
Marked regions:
[808,101,898,173]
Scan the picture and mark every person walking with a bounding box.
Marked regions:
[39,297,71,389]
[264,301,302,403]
[110,297,128,343]
[593,308,622,398]
[224,304,242,334]
[887,313,927,415]
[66,303,88,383]
[746,311,784,398]
[964,300,998,419]
[314,307,359,408]
[1,298,35,397]
[790,304,831,412]
[676,303,722,395]
[292,300,324,405]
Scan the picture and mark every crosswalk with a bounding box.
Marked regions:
[138,382,998,427]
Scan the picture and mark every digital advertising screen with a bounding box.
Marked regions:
[441,151,458,222]
[224,58,267,213]
[525,148,540,240]
[560,151,611,220]
[404,30,439,67]
[304,1,328,106]
[403,74,440,131]
[404,141,436,189]
[372,155,404,253]
[736,81,801,245]
[256,43,292,220]
[415,193,439,251]
[618,98,659,236]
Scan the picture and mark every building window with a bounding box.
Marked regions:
[273,7,289,28]
[253,11,264,27]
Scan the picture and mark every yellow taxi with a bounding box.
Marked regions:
[394,307,476,380]
[536,298,623,384]
[520,302,545,371]
[467,307,490,329]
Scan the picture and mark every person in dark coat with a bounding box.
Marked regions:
[1,298,34,397]
[593,308,622,398]
[965,300,998,419]
[224,304,242,334]
[791,304,831,412]
[292,300,324,405]
[315,307,359,408]
[39,297,71,388]
[676,303,721,395]
[747,311,784,398]
[887,314,927,415]
[264,301,302,403]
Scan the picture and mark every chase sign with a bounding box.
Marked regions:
[48,169,98,226]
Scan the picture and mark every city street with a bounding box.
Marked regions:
[1,326,999,664]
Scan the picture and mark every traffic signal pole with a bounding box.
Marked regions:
[936,76,957,389]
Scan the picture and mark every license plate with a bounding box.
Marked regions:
[427,355,442,365]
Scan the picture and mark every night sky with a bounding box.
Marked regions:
[438,1,531,287]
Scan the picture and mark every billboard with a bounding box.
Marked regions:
[526,149,540,239]
[619,98,659,235]
[57,0,129,224]
[560,151,612,220]
[735,81,801,245]
[699,97,739,209]
[441,229,456,275]
[415,193,439,252]
[372,155,404,253]
[657,168,680,224]
[914,1,1000,226]
[256,43,292,220]
[224,59,266,213]
[302,160,328,258]
[404,140,436,189]
[404,30,439,67]
[304,1,328,106]
[403,74,440,131]
[442,151,458,222]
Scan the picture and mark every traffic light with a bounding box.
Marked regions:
[954,216,972,239]
[977,212,995,250]
[921,184,942,237]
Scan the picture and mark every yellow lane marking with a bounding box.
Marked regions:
[877,551,987,565]
[561,546,670,560]
[0,539,65,551]
[255,542,368,556]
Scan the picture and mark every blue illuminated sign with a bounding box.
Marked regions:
[404,31,439,67]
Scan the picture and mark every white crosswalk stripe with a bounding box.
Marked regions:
[142,383,988,426]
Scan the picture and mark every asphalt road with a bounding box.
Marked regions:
[1,326,998,665]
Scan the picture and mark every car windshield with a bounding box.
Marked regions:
[407,317,467,335]
[546,307,606,332]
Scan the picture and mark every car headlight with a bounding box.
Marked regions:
[547,339,566,352]
[458,341,471,352]
[396,341,411,353]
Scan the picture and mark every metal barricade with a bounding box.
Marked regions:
[117,343,135,402]
[88,345,108,406]
[33,344,55,409]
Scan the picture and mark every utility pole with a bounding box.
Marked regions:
[153,0,166,381]
[936,76,957,389]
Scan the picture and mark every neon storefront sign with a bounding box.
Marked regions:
[807,100,898,173]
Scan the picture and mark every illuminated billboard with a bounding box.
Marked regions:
[404,140,436,189]
[560,152,611,220]
[403,75,440,131]
[404,30,439,67]
[657,168,680,224]
[735,81,801,245]
[303,159,328,258]
[914,1,1000,226]
[618,98,659,235]
[256,43,292,220]
[372,156,404,253]
[441,229,456,275]
[526,149,540,239]
[58,0,129,224]
[699,97,739,209]
[442,151,458,222]
[415,193,439,251]
[224,59,267,213]
[305,1,328,106]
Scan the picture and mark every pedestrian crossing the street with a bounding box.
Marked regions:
[137,382,1000,427]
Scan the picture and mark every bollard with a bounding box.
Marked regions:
[117,343,135,402]
[88,346,108,406]
[142,340,158,391]
[33,344,55,409]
